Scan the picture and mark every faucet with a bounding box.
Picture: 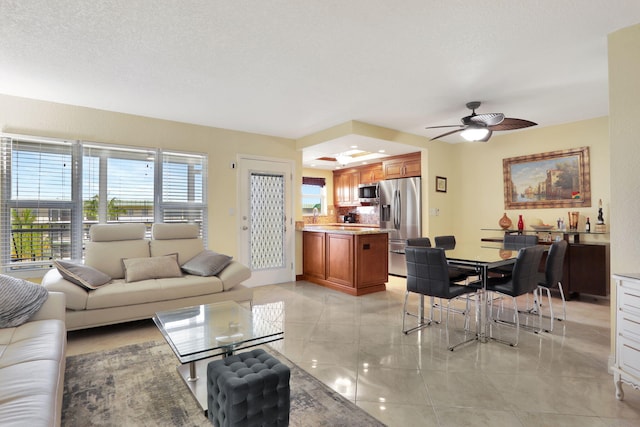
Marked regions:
[312,207,319,224]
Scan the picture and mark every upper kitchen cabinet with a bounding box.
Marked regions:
[382,152,421,179]
[333,168,360,206]
[359,163,384,184]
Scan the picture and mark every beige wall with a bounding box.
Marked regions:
[608,24,640,278]
[0,92,616,284]
[445,117,610,245]
[608,23,640,355]
[424,140,459,238]
[0,94,300,260]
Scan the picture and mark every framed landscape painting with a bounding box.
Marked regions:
[503,146,591,209]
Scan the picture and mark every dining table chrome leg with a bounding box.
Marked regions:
[477,266,489,343]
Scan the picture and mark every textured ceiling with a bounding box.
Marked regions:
[2,1,640,163]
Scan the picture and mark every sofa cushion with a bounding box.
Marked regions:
[40,270,89,310]
[54,260,111,290]
[90,223,146,242]
[0,296,66,426]
[150,238,205,265]
[85,275,224,310]
[123,254,182,283]
[0,275,49,328]
[217,260,252,291]
[152,223,199,240]
[85,240,150,279]
[181,250,233,277]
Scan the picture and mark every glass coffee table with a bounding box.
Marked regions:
[153,300,284,413]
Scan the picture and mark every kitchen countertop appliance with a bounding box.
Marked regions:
[379,177,422,276]
[344,212,357,223]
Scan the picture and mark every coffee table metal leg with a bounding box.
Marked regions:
[188,362,198,381]
[177,359,210,416]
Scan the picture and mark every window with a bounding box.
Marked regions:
[1,134,207,274]
[158,151,207,234]
[302,177,326,216]
[83,143,155,228]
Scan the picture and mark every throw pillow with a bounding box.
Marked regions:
[181,250,233,277]
[0,274,49,328]
[123,254,182,283]
[54,260,112,290]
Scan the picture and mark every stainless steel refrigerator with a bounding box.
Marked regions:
[379,177,422,276]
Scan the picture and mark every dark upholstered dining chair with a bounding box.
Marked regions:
[486,245,545,346]
[434,235,456,250]
[489,234,540,279]
[403,246,478,350]
[503,234,539,249]
[535,239,568,332]
[434,235,476,280]
[406,237,432,247]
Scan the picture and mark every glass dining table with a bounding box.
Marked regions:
[395,242,521,343]
[444,243,522,342]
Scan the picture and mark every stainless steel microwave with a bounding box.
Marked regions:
[358,183,379,203]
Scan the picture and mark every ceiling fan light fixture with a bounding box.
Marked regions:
[335,153,351,165]
[461,124,490,142]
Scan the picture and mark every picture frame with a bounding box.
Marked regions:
[503,146,591,209]
[436,176,447,193]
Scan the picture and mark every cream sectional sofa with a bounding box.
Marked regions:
[42,223,252,330]
[0,292,66,427]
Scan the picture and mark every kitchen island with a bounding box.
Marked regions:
[302,225,389,296]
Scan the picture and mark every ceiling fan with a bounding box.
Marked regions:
[426,101,537,142]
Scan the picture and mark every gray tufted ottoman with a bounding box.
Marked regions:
[207,348,290,427]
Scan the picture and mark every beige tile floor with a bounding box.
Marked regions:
[67,276,640,427]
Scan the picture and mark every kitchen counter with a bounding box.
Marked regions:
[302,225,387,234]
[302,228,388,296]
[325,223,380,228]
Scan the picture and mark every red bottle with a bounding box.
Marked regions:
[517,215,524,233]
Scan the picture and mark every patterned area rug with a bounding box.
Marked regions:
[63,341,386,426]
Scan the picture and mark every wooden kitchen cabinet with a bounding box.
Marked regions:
[356,233,389,287]
[382,152,421,179]
[302,230,388,296]
[333,169,360,206]
[359,163,384,184]
[302,231,325,280]
[326,233,354,287]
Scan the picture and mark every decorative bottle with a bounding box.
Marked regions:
[586,217,591,233]
[517,215,524,233]
[499,213,512,230]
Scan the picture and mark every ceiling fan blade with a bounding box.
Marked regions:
[430,128,464,141]
[425,124,463,130]
[489,118,537,131]
[471,112,504,126]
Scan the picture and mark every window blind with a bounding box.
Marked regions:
[1,134,208,273]
[1,136,77,271]
[159,151,208,240]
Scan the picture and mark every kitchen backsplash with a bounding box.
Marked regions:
[303,205,380,225]
[336,205,379,225]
